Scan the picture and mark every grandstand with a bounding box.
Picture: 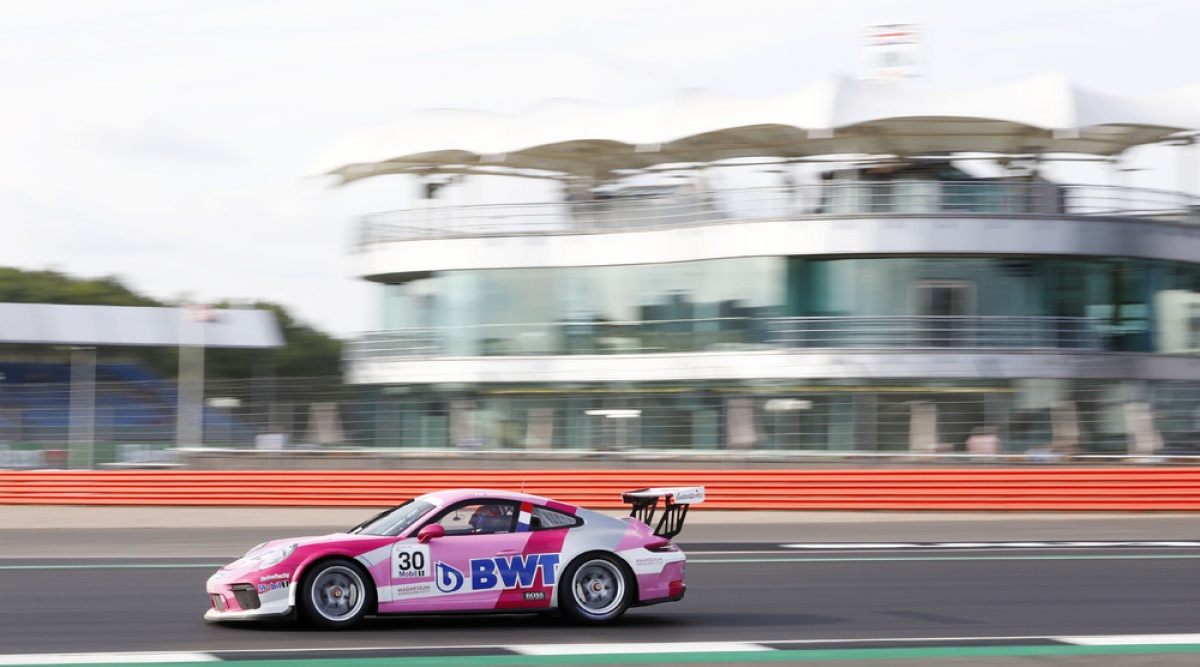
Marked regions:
[0,361,236,444]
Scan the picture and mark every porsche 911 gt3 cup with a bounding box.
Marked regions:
[205,486,704,628]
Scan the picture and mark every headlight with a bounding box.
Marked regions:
[248,543,298,570]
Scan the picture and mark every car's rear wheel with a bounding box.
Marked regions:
[297,559,373,629]
[560,553,633,624]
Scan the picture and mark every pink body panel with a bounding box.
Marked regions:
[378,529,568,613]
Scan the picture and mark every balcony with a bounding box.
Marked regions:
[353,182,1200,248]
[345,315,1105,361]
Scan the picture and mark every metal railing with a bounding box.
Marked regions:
[3,375,1198,461]
[344,316,1105,360]
[354,182,1200,247]
[768,316,1104,351]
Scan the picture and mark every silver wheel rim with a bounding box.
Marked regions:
[309,565,365,622]
[571,559,624,617]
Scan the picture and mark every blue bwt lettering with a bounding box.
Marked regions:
[469,554,560,591]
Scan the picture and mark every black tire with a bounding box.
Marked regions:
[297,558,374,629]
[559,553,633,625]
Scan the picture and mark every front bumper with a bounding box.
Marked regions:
[204,606,294,622]
[205,568,294,622]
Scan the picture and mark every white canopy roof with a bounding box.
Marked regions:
[0,304,283,348]
[318,74,1200,184]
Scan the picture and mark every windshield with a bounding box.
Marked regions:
[349,499,437,537]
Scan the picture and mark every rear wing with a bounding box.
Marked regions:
[621,486,705,539]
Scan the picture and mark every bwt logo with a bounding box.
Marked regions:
[434,554,560,593]
[435,562,465,593]
[470,554,560,591]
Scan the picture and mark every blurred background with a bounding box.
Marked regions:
[2,1,1200,469]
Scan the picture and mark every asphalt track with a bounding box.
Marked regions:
[1,508,1199,666]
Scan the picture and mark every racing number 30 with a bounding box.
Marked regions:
[393,543,431,578]
[395,551,426,571]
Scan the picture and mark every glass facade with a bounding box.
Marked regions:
[354,254,1200,455]
[382,257,785,355]
[378,256,1200,355]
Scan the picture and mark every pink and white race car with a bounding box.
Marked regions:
[205,486,704,628]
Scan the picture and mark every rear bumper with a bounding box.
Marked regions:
[634,589,685,607]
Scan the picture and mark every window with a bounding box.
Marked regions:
[914,281,974,347]
[431,500,518,535]
[530,505,581,530]
[350,500,437,537]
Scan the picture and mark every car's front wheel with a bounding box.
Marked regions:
[560,553,633,624]
[297,559,373,629]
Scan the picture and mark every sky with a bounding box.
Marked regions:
[2,0,1199,339]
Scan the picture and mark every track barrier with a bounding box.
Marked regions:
[2,469,1200,510]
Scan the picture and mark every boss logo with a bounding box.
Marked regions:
[523,591,547,601]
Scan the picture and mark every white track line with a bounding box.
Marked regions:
[1058,634,1200,646]
[509,642,773,655]
[0,652,218,665]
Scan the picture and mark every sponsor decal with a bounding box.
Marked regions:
[672,488,704,502]
[635,556,664,567]
[393,582,433,598]
[523,591,547,601]
[435,561,466,593]
[433,554,561,594]
[259,572,290,582]
[256,581,289,594]
[393,543,430,579]
[470,554,560,591]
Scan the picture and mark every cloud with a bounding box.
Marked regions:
[86,117,237,163]
[0,0,1196,341]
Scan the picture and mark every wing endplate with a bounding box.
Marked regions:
[621,486,705,539]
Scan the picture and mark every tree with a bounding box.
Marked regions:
[206,301,343,380]
[0,268,159,306]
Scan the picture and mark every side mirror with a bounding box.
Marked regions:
[417,524,445,543]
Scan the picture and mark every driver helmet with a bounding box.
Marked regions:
[469,504,510,532]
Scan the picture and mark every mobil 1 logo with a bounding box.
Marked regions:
[392,543,430,579]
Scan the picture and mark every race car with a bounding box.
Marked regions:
[205,486,704,628]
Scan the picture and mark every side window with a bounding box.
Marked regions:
[530,505,581,530]
[432,500,518,536]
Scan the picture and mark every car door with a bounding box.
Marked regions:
[380,499,559,613]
